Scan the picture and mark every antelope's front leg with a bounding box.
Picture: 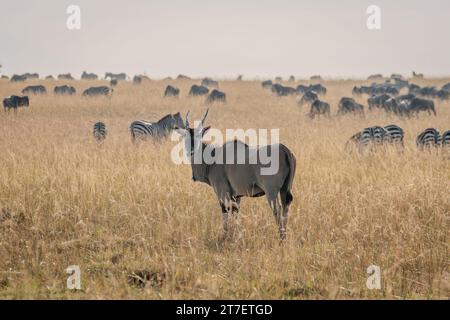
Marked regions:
[219,198,232,234]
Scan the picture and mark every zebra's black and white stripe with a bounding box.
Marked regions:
[130,113,184,141]
[441,130,450,147]
[93,122,107,141]
[416,128,440,149]
[383,124,404,145]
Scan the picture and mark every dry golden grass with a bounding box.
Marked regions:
[0,77,448,299]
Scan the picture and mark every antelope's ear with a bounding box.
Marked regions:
[174,126,188,137]
[202,126,211,136]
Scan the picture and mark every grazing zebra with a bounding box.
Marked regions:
[93,122,107,141]
[346,126,387,152]
[441,131,450,147]
[416,128,441,149]
[130,112,184,141]
[383,124,404,146]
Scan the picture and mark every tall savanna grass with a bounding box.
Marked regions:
[0,77,448,299]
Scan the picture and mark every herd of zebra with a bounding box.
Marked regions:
[346,125,450,152]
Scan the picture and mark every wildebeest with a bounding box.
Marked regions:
[164,85,180,97]
[54,85,76,95]
[1,75,9,80]
[176,74,191,80]
[288,75,295,82]
[105,72,126,80]
[206,89,226,104]
[58,73,74,80]
[337,97,364,116]
[45,75,54,80]
[22,85,47,95]
[368,94,391,110]
[82,86,111,96]
[93,122,107,142]
[189,85,209,96]
[110,79,118,87]
[130,112,184,141]
[367,74,383,81]
[81,71,98,80]
[201,78,219,88]
[408,98,436,116]
[309,84,327,95]
[261,80,273,89]
[442,83,450,92]
[310,75,322,81]
[3,95,29,112]
[309,100,330,119]
[133,75,142,84]
[237,75,243,81]
[416,128,441,149]
[174,110,296,240]
[271,84,296,96]
[412,71,424,79]
[298,91,318,107]
[10,74,27,82]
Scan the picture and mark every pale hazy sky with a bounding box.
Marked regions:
[1,0,449,78]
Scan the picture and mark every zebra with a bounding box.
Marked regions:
[93,122,107,141]
[441,131,450,148]
[130,112,184,141]
[383,124,404,146]
[346,126,387,152]
[416,128,441,149]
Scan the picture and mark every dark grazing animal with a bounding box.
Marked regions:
[133,75,142,84]
[22,85,47,95]
[206,89,226,104]
[189,85,209,96]
[164,85,180,97]
[93,122,107,141]
[10,74,27,82]
[288,75,295,82]
[45,75,54,80]
[416,128,441,149]
[130,112,184,141]
[309,84,327,95]
[337,97,364,116]
[271,84,296,96]
[54,85,76,95]
[309,100,330,119]
[82,86,111,96]
[176,74,191,80]
[368,94,390,110]
[175,110,296,240]
[81,71,98,80]
[442,83,450,92]
[3,95,29,112]
[105,72,127,80]
[58,73,74,80]
[407,98,436,116]
[201,78,219,88]
[110,79,118,87]
[298,91,318,107]
[261,80,273,89]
